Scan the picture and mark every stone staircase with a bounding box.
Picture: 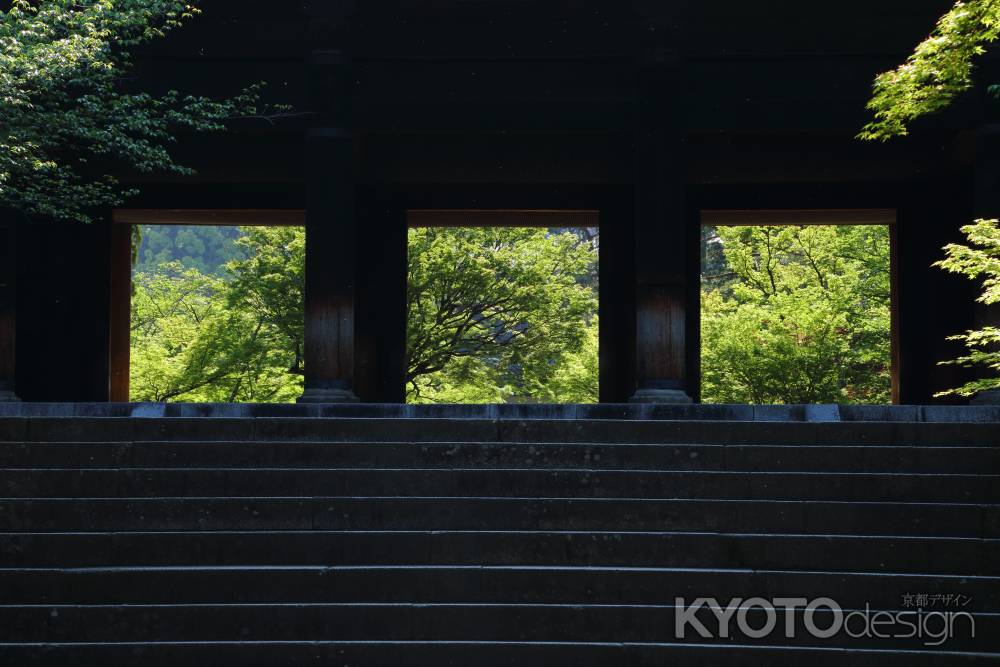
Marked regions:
[0,415,998,665]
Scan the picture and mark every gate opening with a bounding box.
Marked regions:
[406,210,599,404]
[699,210,897,404]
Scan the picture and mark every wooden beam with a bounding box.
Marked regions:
[112,209,305,227]
[407,209,599,228]
[701,209,897,226]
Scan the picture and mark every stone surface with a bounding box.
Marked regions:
[0,414,997,664]
[0,402,999,422]
[131,403,166,418]
[805,404,841,422]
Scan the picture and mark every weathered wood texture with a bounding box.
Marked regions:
[299,51,359,402]
[630,50,691,401]
[970,124,1000,401]
[355,190,407,403]
[10,1,989,403]
[15,219,112,401]
[108,225,132,402]
[0,220,16,400]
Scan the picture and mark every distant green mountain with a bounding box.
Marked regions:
[135,225,247,276]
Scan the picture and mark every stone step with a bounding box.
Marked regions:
[0,603,992,651]
[1,566,996,609]
[2,497,995,537]
[1,417,998,446]
[3,530,996,573]
[1,414,996,663]
[2,468,997,502]
[3,442,997,473]
[0,640,995,667]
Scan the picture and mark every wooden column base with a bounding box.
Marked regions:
[629,381,692,404]
[297,382,359,404]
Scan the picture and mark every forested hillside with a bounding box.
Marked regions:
[135,226,247,276]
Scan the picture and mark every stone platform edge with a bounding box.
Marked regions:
[0,403,998,423]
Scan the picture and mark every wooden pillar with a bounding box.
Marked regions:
[108,223,132,402]
[355,189,408,403]
[298,49,359,403]
[0,220,18,402]
[971,123,1000,404]
[629,48,692,403]
[598,192,636,403]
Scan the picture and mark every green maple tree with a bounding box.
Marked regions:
[1,0,260,223]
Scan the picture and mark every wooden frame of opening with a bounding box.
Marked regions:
[702,209,896,227]
[408,209,600,228]
[398,183,634,403]
[108,209,306,402]
[699,208,901,404]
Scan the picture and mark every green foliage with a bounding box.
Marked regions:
[531,318,600,403]
[701,225,892,404]
[861,4,1000,397]
[131,225,600,403]
[130,227,304,402]
[407,227,598,403]
[860,0,1000,141]
[934,218,1000,396]
[130,261,226,401]
[1,0,261,222]
[226,226,306,376]
[132,223,895,405]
